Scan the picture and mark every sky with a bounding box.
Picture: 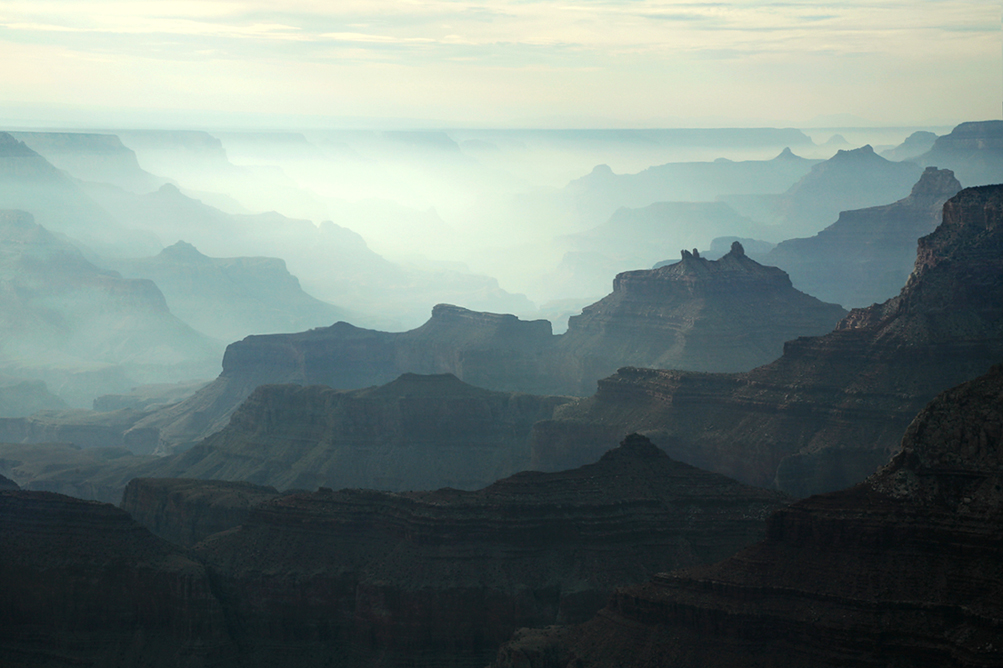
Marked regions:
[0,0,998,129]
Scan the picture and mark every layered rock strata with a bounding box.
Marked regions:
[121,477,285,546]
[153,373,573,492]
[915,120,1003,187]
[533,184,1003,496]
[765,167,962,307]
[554,241,846,391]
[143,250,844,450]
[0,489,233,667]
[191,434,787,668]
[493,365,1003,668]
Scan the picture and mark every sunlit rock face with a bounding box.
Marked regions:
[766,167,962,308]
[185,434,787,668]
[532,184,1003,497]
[492,365,1003,668]
[0,489,235,667]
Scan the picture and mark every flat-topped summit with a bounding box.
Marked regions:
[556,241,846,382]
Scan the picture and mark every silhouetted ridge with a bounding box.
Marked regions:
[0,132,39,158]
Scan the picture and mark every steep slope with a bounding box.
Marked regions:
[189,434,788,668]
[554,242,846,392]
[0,489,234,667]
[495,365,1003,668]
[0,210,222,407]
[532,184,1003,497]
[151,373,573,491]
[109,241,347,342]
[765,166,962,307]
[725,144,924,238]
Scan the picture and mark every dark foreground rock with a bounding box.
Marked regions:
[532,184,1003,496]
[0,490,233,667]
[120,477,285,547]
[493,364,1003,668]
[189,434,787,668]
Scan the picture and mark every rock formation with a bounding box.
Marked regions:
[108,240,347,343]
[152,373,573,491]
[554,241,846,391]
[0,209,222,407]
[725,144,924,238]
[188,434,787,668]
[142,249,845,450]
[915,120,1003,187]
[0,132,158,257]
[11,130,165,194]
[121,477,285,547]
[532,184,1003,497]
[880,129,938,161]
[0,473,17,490]
[0,489,233,667]
[493,365,1003,668]
[765,167,962,307]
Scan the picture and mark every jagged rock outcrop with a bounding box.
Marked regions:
[493,365,1003,668]
[532,184,1003,497]
[108,240,347,343]
[554,242,846,391]
[152,373,573,491]
[190,434,787,668]
[915,120,1003,187]
[121,478,285,547]
[765,167,962,307]
[0,489,234,667]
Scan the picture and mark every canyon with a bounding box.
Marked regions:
[493,363,1003,668]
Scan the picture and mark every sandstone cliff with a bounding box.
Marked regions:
[494,365,1003,668]
[766,166,961,308]
[533,184,1003,496]
[189,434,787,668]
[0,489,234,667]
